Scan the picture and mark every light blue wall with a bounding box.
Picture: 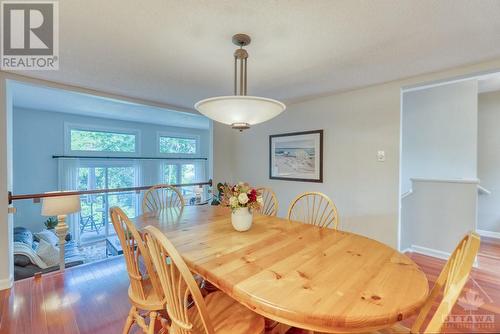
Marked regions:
[13,107,210,232]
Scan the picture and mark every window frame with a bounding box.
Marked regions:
[64,123,141,157]
[156,131,200,158]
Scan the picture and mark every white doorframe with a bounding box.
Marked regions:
[398,68,500,252]
[0,76,14,290]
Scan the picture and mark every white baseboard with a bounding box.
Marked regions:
[476,229,500,239]
[410,245,479,267]
[400,248,412,254]
[410,245,451,260]
[0,276,13,290]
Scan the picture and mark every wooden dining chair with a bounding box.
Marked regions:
[142,184,185,213]
[143,225,265,334]
[287,192,339,229]
[257,187,279,216]
[370,232,481,334]
[109,207,167,334]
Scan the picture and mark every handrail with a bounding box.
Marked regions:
[401,189,413,199]
[8,180,212,204]
[53,155,208,160]
[478,184,491,195]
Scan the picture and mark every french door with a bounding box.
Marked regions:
[76,162,138,244]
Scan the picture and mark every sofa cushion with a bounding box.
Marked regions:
[14,260,84,281]
[13,227,34,246]
[14,241,48,268]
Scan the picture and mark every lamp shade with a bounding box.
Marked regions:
[194,96,286,126]
[41,193,81,216]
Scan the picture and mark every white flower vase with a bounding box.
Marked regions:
[231,207,253,232]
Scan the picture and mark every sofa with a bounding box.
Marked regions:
[14,227,84,280]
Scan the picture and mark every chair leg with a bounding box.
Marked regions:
[158,313,170,334]
[148,311,157,334]
[264,318,290,334]
[122,306,136,334]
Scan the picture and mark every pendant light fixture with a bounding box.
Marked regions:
[195,34,286,131]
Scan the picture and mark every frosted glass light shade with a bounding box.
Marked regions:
[195,96,286,127]
[41,193,81,216]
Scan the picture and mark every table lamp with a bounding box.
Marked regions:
[41,192,81,271]
[195,186,203,204]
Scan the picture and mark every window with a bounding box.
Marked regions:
[65,124,140,155]
[158,134,199,155]
[161,161,205,203]
[70,129,136,152]
[162,163,198,185]
[181,164,195,184]
[162,164,178,184]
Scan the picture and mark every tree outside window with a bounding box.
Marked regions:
[70,129,136,152]
[163,164,178,184]
[159,136,197,154]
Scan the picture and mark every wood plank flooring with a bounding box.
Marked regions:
[1,237,499,334]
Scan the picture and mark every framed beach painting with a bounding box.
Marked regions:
[269,130,323,182]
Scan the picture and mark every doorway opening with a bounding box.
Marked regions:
[399,70,500,264]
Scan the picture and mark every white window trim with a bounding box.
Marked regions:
[64,122,141,157]
[156,131,201,158]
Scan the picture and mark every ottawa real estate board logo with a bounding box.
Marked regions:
[1,1,59,70]
[444,278,495,331]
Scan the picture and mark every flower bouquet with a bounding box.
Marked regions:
[220,182,262,231]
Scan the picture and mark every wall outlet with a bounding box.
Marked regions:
[377,150,386,162]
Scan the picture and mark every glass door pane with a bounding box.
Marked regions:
[77,165,137,244]
[77,167,106,244]
[163,164,178,184]
[181,164,196,203]
[106,167,137,236]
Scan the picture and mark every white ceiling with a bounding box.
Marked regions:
[8,0,500,109]
[10,81,210,129]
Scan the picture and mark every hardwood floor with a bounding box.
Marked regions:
[405,249,500,333]
[1,237,499,334]
[0,258,132,334]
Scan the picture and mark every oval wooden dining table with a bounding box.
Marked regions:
[134,205,429,333]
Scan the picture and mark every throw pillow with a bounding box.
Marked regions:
[14,254,31,267]
[13,227,34,246]
[36,239,60,267]
[35,230,59,246]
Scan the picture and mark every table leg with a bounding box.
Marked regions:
[55,214,69,271]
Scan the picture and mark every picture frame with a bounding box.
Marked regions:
[269,129,323,183]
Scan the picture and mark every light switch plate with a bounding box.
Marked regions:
[377,150,386,162]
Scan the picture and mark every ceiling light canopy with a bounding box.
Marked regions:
[195,34,286,131]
